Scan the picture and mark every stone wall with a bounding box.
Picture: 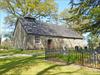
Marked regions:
[25,35,85,50]
[14,21,27,49]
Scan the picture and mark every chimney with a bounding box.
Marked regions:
[24,17,36,22]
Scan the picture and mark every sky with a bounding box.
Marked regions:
[55,0,70,13]
[0,10,7,35]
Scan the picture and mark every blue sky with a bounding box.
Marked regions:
[0,10,7,36]
[55,0,70,13]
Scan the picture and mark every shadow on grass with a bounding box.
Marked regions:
[0,56,84,75]
[49,68,82,75]
[0,56,45,75]
[37,64,82,75]
[37,64,59,75]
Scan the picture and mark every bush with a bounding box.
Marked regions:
[57,53,80,64]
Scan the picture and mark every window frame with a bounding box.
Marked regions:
[35,35,40,43]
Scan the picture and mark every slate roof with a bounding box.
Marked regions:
[18,17,83,39]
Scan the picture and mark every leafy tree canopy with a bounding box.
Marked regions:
[59,9,75,28]
[87,33,100,49]
[69,0,100,34]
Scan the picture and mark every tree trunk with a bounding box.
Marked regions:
[0,37,1,45]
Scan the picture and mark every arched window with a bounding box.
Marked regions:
[75,46,79,51]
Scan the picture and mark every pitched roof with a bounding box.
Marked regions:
[18,17,83,39]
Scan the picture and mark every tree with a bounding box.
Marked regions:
[0,0,57,26]
[87,33,100,49]
[4,32,13,40]
[69,0,100,34]
[0,28,3,45]
[0,36,1,45]
[59,9,75,28]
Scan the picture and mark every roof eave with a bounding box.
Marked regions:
[28,33,83,39]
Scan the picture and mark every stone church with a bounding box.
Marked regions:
[13,17,85,50]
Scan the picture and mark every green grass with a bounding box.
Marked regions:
[0,49,44,56]
[0,56,100,75]
[0,50,100,75]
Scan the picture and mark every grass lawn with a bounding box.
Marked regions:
[0,56,100,75]
[0,49,44,56]
[0,50,100,75]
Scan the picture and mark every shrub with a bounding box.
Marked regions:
[57,53,80,64]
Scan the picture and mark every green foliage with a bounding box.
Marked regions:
[35,0,57,17]
[69,0,100,34]
[59,9,74,28]
[87,33,100,49]
[60,9,74,20]
[57,50,92,64]
[57,53,79,64]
